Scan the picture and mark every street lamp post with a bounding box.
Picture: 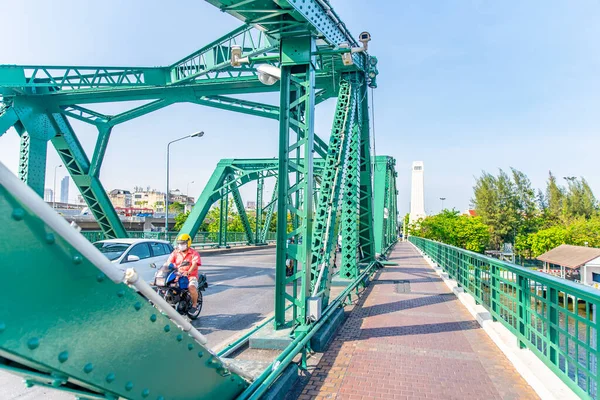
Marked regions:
[186,181,195,212]
[165,132,204,235]
[53,164,63,209]
[439,197,446,212]
[186,181,195,199]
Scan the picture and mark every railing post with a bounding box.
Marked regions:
[474,262,481,305]
[548,287,559,365]
[491,263,498,322]
[517,275,529,349]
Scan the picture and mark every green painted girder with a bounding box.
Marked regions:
[205,0,366,70]
[259,178,278,243]
[274,36,318,329]
[17,131,47,197]
[255,175,264,243]
[48,113,127,238]
[0,164,246,400]
[372,155,397,254]
[357,83,376,262]
[0,104,18,136]
[340,83,362,282]
[0,26,277,95]
[169,24,278,85]
[11,100,127,238]
[229,174,255,244]
[178,158,325,241]
[193,95,279,120]
[310,78,354,298]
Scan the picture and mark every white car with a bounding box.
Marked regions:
[93,238,174,283]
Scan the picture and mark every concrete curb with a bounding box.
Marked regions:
[409,243,579,400]
[199,244,275,257]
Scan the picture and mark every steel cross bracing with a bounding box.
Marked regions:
[0,36,355,240]
[310,76,356,306]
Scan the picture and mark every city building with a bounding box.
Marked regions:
[60,176,69,203]
[246,200,257,210]
[537,244,600,289]
[409,161,426,223]
[133,190,165,212]
[44,188,53,202]
[108,189,132,208]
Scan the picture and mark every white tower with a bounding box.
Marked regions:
[409,161,426,223]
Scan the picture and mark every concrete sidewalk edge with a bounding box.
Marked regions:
[408,242,579,400]
[200,244,275,257]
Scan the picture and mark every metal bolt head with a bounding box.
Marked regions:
[45,233,56,244]
[176,334,183,342]
[150,314,157,322]
[117,290,124,297]
[134,302,142,311]
[141,389,150,398]
[197,351,204,358]
[164,325,170,332]
[73,255,82,264]
[96,273,105,282]
[58,351,69,363]
[125,382,134,391]
[188,344,194,351]
[27,338,40,350]
[0,322,5,333]
[106,373,115,383]
[11,208,25,220]
[83,363,94,373]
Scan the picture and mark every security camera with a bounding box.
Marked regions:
[230,45,243,67]
[359,31,371,50]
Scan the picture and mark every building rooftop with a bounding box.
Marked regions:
[536,244,600,269]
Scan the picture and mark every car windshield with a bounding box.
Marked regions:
[93,242,130,261]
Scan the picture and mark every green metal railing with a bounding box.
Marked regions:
[410,236,599,399]
[80,230,277,246]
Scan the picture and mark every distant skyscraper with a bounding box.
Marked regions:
[60,176,69,203]
[44,189,53,202]
[409,161,426,223]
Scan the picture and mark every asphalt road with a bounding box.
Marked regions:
[0,248,276,400]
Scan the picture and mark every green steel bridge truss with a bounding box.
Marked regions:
[0,1,395,399]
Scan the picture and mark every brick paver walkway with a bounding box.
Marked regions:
[296,242,539,400]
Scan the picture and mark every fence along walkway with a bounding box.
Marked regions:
[295,242,538,400]
[411,236,598,400]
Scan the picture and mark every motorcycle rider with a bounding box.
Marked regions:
[164,233,201,314]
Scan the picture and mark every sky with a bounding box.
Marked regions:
[1,0,599,215]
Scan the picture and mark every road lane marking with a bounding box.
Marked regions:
[211,274,249,287]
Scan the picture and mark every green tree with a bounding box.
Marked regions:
[564,178,597,219]
[545,171,564,224]
[168,201,185,214]
[174,211,190,231]
[409,210,490,253]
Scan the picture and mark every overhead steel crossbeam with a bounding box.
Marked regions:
[207,0,366,69]
[178,158,326,244]
[0,26,278,95]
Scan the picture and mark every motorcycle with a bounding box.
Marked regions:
[152,262,208,320]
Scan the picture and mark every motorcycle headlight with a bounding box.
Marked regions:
[155,277,166,286]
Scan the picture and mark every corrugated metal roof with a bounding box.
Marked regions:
[536,244,600,269]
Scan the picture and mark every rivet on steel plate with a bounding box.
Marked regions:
[58,351,69,363]
[12,208,25,220]
[27,338,40,350]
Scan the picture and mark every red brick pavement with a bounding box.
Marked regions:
[295,242,539,400]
